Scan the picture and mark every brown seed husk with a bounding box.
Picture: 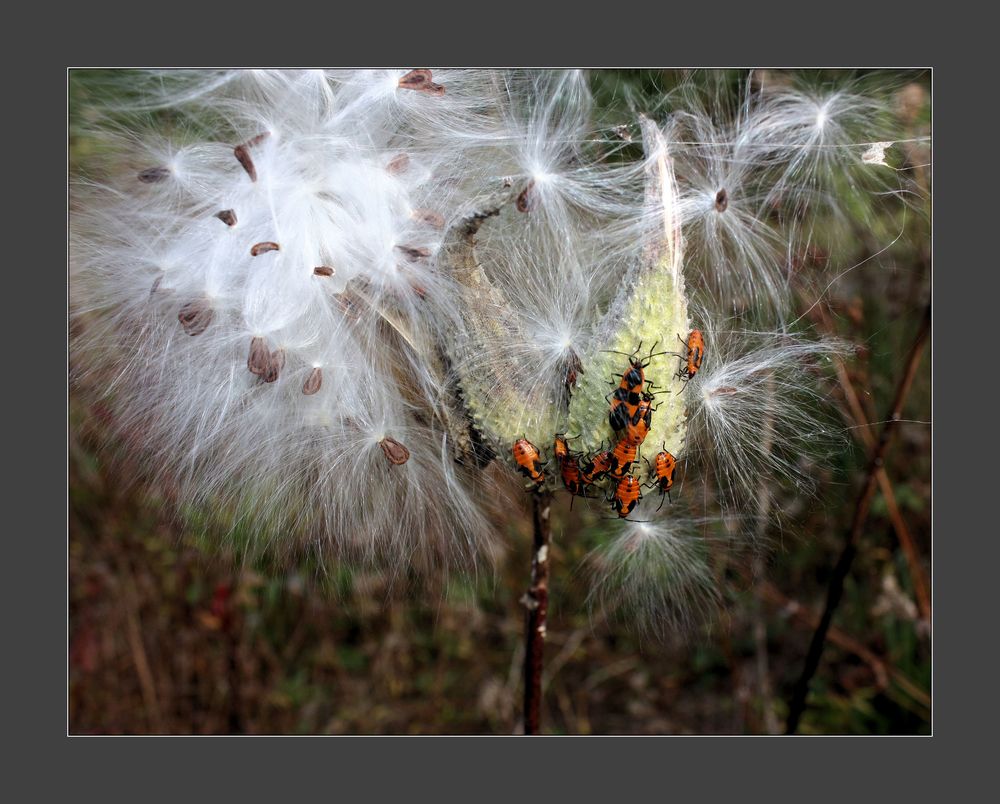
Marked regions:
[215,209,238,226]
[516,181,535,213]
[386,153,410,175]
[715,188,728,213]
[247,337,271,376]
[395,245,431,261]
[411,208,445,229]
[313,266,335,277]
[251,242,280,256]
[138,166,171,183]
[178,300,213,336]
[233,132,270,182]
[379,436,411,465]
[302,367,323,395]
[397,69,445,96]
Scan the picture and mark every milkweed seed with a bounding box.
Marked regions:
[138,166,171,183]
[395,245,431,261]
[178,300,213,335]
[251,242,280,256]
[247,337,271,376]
[386,153,410,175]
[715,188,728,213]
[262,349,284,383]
[397,69,445,96]
[233,132,270,182]
[411,208,445,229]
[215,209,238,226]
[379,436,411,465]
[313,266,335,277]
[302,367,323,395]
[517,181,535,213]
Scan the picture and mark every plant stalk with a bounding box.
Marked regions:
[522,489,552,734]
[785,304,930,734]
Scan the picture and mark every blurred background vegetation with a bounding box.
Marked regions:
[69,69,930,734]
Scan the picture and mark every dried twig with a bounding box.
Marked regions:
[785,304,930,733]
[807,300,931,621]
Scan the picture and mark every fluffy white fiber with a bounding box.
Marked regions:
[71,69,909,628]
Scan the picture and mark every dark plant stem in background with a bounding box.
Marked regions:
[522,489,552,734]
[786,304,930,734]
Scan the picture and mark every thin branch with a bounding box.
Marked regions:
[785,304,930,734]
[807,298,931,621]
[522,490,552,735]
[757,580,930,711]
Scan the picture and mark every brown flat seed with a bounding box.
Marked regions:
[302,367,322,395]
[386,153,410,175]
[251,242,280,256]
[379,436,410,465]
[271,349,285,373]
[138,166,171,183]
[262,349,283,383]
[516,181,535,213]
[711,386,739,396]
[395,245,431,261]
[715,188,728,213]
[178,300,213,336]
[313,266,335,277]
[411,208,445,229]
[233,132,269,182]
[247,337,271,376]
[398,69,445,95]
[215,209,238,226]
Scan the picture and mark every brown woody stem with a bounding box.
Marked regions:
[785,304,930,734]
[522,489,552,734]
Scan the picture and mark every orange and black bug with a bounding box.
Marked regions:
[624,392,655,446]
[676,329,705,381]
[608,439,639,480]
[610,473,642,519]
[559,456,592,505]
[580,449,613,485]
[606,341,666,430]
[644,448,678,511]
[553,433,572,462]
[512,438,545,485]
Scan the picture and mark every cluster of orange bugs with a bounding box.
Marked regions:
[511,330,704,521]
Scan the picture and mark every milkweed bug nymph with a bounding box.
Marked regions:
[606,341,667,429]
[610,473,642,519]
[608,439,639,480]
[512,438,545,485]
[624,393,655,447]
[676,329,705,381]
[559,454,583,492]
[580,449,613,485]
[644,448,678,512]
